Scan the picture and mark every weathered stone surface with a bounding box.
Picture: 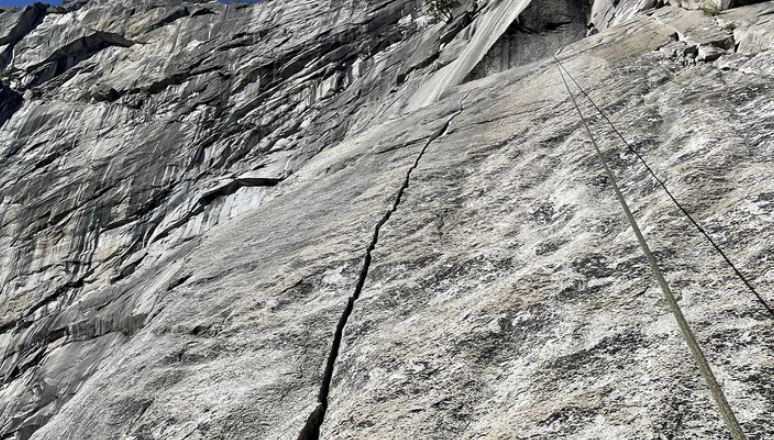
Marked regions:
[0,3,47,69]
[466,0,587,81]
[0,0,773,439]
[326,11,774,437]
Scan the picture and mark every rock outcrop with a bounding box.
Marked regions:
[0,0,773,439]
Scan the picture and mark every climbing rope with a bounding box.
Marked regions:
[555,57,747,440]
[554,58,774,320]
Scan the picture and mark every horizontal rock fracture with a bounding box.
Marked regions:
[297,102,466,440]
[555,56,747,440]
[555,58,774,320]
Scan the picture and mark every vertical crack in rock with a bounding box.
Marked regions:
[297,100,467,440]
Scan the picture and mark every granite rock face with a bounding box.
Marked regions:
[0,0,773,439]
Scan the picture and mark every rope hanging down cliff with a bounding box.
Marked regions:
[554,57,747,440]
[554,58,774,320]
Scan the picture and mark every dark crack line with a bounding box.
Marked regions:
[297,99,467,440]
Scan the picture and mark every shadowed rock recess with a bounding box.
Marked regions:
[0,0,773,438]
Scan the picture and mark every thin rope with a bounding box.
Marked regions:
[555,57,747,440]
[554,58,774,319]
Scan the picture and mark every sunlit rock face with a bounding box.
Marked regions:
[1,0,773,439]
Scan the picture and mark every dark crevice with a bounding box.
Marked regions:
[167,273,192,291]
[31,151,61,171]
[545,20,573,31]
[198,176,282,205]
[0,84,23,129]
[3,346,46,384]
[0,320,17,335]
[217,29,270,51]
[142,7,190,34]
[729,0,772,7]
[190,7,216,17]
[101,211,141,231]
[130,186,175,233]
[297,100,467,440]
[396,52,439,86]
[45,327,67,344]
[109,253,147,283]
[151,176,283,243]
[25,31,137,87]
[0,3,48,69]
[92,59,222,105]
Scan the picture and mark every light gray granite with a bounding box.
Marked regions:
[0,0,772,438]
